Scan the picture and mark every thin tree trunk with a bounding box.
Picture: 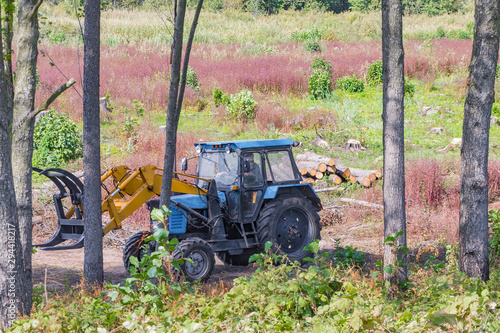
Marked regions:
[160,0,204,208]
[459,0,500,281]
[382,0,407,297]
[0,6,22,326]
[83,0,103,284]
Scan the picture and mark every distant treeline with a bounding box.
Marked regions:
[104,0,471,16]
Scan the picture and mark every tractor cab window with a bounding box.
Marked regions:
[197,151,238,188]
[266,150,296,183]
[242,152,264,187]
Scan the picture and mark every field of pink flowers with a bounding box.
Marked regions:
[36,39,473,120]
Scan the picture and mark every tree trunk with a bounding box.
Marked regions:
[10,0,43,316]
[382,0,407,296]
[459,0,500,281]
[0,10,23,327]
[160,0,203,208]
[83,0,103,284]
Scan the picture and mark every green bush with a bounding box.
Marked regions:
[291,27,321,42]
[309,57,332,99]
[33,109,82,168]
[366,59,383,86]
[337,74,364,93]
[305,39,322,52]
[404,80,416,97]
[184,66,200,90]
[227,89,258,120]
[212,86,229,107]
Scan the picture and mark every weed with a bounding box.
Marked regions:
[337,74,364,93]
[366,59,382,86]
[309,57,332,99]
[226,89,258,120]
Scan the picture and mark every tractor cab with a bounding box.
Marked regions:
[183,139,304,222]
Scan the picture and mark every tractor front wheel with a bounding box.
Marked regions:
[123,231,154,271]
[172,238,215,282]
[257,195,321,262]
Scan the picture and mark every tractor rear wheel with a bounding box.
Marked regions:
[123,231,154,271]
[172,238,215,282]
[257,195,321,262]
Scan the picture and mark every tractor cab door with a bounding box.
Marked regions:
[239,151,265,222]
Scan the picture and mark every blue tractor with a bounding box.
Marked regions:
[125,138,322,281]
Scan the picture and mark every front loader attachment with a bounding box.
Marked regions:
[34,165,209,251]
[33,167,86,250]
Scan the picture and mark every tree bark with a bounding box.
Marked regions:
[160,0,204,208]
[382,0,407,296]
[0,6,23,327]
[459,0,500,281]
[83,0,103,284]
[10,0,43,316]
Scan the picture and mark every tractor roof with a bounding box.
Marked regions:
[197,138,293,150]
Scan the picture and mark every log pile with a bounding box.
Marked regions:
[295,152,382,188]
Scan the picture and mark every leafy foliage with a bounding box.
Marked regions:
[212,86,229,107]
[33,110,82,168]
[337,74,365,93]
[366,59,383,86]
[309,57,332,99]
[489,209,500,262]
[226,89,258,120]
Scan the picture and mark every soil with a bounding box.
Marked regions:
[33,200,500,291]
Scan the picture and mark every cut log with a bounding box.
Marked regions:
[335,163,351,179]
[349,175,357,184]
[340,198,383,209]
[315,172,324,180]
[303,178,315,184]
[309,168,317,177]
[331,175,342,185]
[328,158,335,167]
[318,163,327,173]
[314,186,344,193]
[349,168,375,186]
[354,175,371,187]
[326,165,337,175]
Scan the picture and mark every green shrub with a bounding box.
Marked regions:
[184,66,200,90]
[305,39,322,52]
[404,80,416,97]
[366,59,383,86]
[337,74,364,93]
[227,89,258,120]
[133,98,145,116]
[33,109,82,168]
[212,86,229,107]
[291,27,321,42]
[309,57,332,100]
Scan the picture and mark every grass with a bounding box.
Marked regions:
[39,5,474,46]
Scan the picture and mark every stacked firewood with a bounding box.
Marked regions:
[295,152,382,188]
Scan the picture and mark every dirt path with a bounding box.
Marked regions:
[33,225,348,290]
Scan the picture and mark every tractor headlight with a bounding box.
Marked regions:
[225,145,232,154]
[196,144,203,154]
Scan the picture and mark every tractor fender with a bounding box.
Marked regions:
[263,184,322,210]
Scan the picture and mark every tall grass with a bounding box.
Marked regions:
[39,4,474,46]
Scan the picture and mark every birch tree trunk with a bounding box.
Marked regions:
[83,0,103,284]
[382,0,407,297]
[459,0,500,281]
[0,3,23,326]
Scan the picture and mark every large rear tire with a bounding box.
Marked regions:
[257,195,321,262]
[123,231,154,271]
[172,238,215,282]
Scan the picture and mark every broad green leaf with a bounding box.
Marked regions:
[154,228,169,241]
[265,241,273,252]
[384,265,393,274]
[151,208,165,222]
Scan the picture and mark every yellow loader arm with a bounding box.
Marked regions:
[34,165,209,250]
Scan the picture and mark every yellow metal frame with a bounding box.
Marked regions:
[98,165,208,235]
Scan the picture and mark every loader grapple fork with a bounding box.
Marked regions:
[33,167,86,250]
